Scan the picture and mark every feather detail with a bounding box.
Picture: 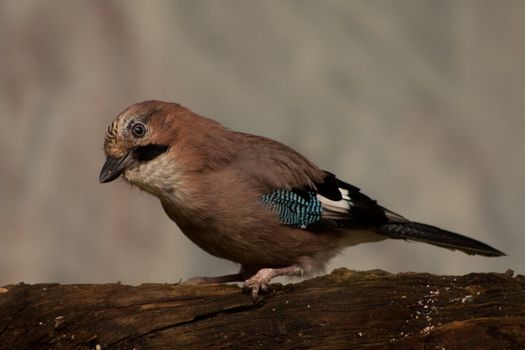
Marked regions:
[339,188,351,201]
[261,186,357,228]
[316,194,351,213]
[259,172,393,229]
[260,189,322,227]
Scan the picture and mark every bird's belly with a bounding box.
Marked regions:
[160,183,311,266]
[179,225,242,262]
[161,199,383,269]
[341,229,388,246]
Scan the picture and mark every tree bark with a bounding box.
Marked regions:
[1,268,524,349]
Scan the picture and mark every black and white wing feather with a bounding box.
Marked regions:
[260,171,504,257]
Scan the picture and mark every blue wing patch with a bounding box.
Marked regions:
[260,189,322,228]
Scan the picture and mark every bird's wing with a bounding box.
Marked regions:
[232,132,406,229]
[259,171,407,229]
[233,132,326,191]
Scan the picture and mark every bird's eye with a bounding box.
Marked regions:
[131,123,147,138]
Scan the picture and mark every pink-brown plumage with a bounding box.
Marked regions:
[100,100,504,297]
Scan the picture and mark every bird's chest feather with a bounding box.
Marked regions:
[160,198,254,262]
[159,177,280,263]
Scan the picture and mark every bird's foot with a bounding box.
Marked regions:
[243,268,274,299]
[243,265,303,300]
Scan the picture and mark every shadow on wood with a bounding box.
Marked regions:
[1,268,524,349]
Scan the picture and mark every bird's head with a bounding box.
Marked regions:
[99,101,170,181]
[99,100,233,199]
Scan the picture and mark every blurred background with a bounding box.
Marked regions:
[1,1,523,286]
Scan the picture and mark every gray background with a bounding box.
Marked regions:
[1,1,523,285]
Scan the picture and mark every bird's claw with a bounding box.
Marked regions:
[243,268,275,301]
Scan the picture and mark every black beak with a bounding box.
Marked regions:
[99,152,134,184]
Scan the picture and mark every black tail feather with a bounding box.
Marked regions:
[376,222,505,257]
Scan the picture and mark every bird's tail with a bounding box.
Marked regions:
[376,222,505,257]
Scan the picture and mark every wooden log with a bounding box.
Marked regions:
[1,268,524,349]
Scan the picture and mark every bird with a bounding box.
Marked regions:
[99,100,505,298]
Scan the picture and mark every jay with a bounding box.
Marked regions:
[100,100,504,297]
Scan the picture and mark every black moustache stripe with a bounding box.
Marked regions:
[133,144,169,162]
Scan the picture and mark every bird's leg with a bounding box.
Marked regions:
[185,265,255,285]
[244,265,303,299]
[185,273,245,284]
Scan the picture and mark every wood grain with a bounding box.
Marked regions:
[1,268,524,349]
